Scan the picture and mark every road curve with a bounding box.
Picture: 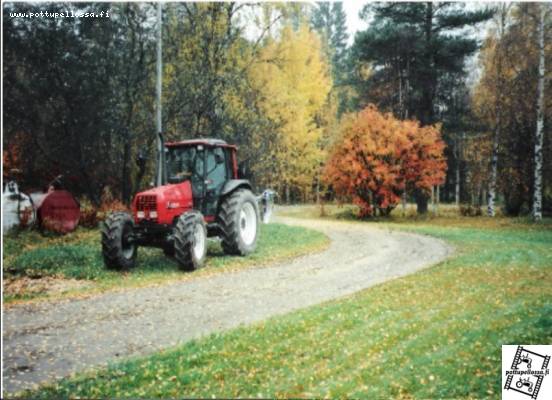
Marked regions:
[3,216,452,394]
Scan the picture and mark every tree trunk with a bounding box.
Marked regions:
[315,174,321,204]
[421,2,435,125]
[455,135,462,206]
[488,6,508,217]
[435,185,440,215]
[431,185,436,214]
[533,5,545,221]
[121,138,131,204]
[415,189,428,214]
[285,185,290,204]
[487,134,498,216]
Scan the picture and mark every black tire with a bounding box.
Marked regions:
[163,244,175,257]
[174,211,207,270]
[101,212,137,270]
[218,189,260,256]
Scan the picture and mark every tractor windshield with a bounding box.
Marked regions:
[166,146,203,184]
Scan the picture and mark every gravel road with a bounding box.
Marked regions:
[3,215,452,395]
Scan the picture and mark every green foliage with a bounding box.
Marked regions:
[352,3,493,124]
[3,2,335,203]
[28,218,551,398]
[3,224,328,302]
[310,2,348,70]
[3,2,156,203]
[310,2,351,115]
[163,3,265,149]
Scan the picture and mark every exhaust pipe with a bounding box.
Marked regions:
[156,132,167,186]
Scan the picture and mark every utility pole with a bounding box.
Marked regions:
[155,2,165,186]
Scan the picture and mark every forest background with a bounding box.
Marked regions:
[3,1,551,219]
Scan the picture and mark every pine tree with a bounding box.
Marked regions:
[353,2,493,213]
[310,2,350,114]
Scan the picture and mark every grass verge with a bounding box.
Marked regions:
[25,209,552,398]
[3,223,329,305]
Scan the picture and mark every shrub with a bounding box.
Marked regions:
[459,204,483,217]
[324,105,447,217]
[98,186,129,220]
[78,198,100,228]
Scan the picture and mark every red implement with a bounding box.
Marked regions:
[36,190,80,233]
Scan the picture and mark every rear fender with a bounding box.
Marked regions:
[216,180,254,223]
[220,180,252,197]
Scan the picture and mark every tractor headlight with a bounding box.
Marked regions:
[149,211,158,218]
[137,211,145,219]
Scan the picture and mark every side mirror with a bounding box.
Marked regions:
[215,153,224,165]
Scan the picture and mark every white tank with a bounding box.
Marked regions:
[2,180,36,233]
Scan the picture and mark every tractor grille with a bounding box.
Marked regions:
[136,195,157,212]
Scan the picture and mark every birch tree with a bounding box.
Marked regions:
[487,4,511,217]
[532,4,547,221]
[474,3,551,216]
[250,24,332,202]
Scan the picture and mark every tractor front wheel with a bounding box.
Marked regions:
[174,211,207,270]
[101,212,137,270]
[218,189,260,256]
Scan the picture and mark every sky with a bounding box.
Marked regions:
[342,0,368,45]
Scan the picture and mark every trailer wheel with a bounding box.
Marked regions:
[101,212,137,270]
[174,211,207,270]
[218,189,259,255]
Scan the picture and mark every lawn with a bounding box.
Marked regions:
[25,206,552,398]
[3,222,329,304]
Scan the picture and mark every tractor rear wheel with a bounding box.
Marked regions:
[218,189,260,255]
[101,212,137,270]
[174,211,207,270]
[163,244,175,257]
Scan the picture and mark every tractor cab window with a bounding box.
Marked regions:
[167,146,203,184]
[206,147,227,193]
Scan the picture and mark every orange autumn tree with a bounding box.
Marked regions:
[324,105,447,216]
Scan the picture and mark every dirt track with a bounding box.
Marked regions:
[3,215,452,395]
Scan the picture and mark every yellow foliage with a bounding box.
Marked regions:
[251,24,332,199]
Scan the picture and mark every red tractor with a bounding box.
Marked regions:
[101,138,271,271]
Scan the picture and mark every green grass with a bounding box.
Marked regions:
[3,223,329,304]
[25,209,552,399]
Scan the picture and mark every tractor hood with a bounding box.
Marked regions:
[132,181,193,225]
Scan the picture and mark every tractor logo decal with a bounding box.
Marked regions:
[503,345,551,399]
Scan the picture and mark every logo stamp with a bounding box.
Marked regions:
[503,345,551,400]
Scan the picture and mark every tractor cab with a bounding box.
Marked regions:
[165,139,237,217]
